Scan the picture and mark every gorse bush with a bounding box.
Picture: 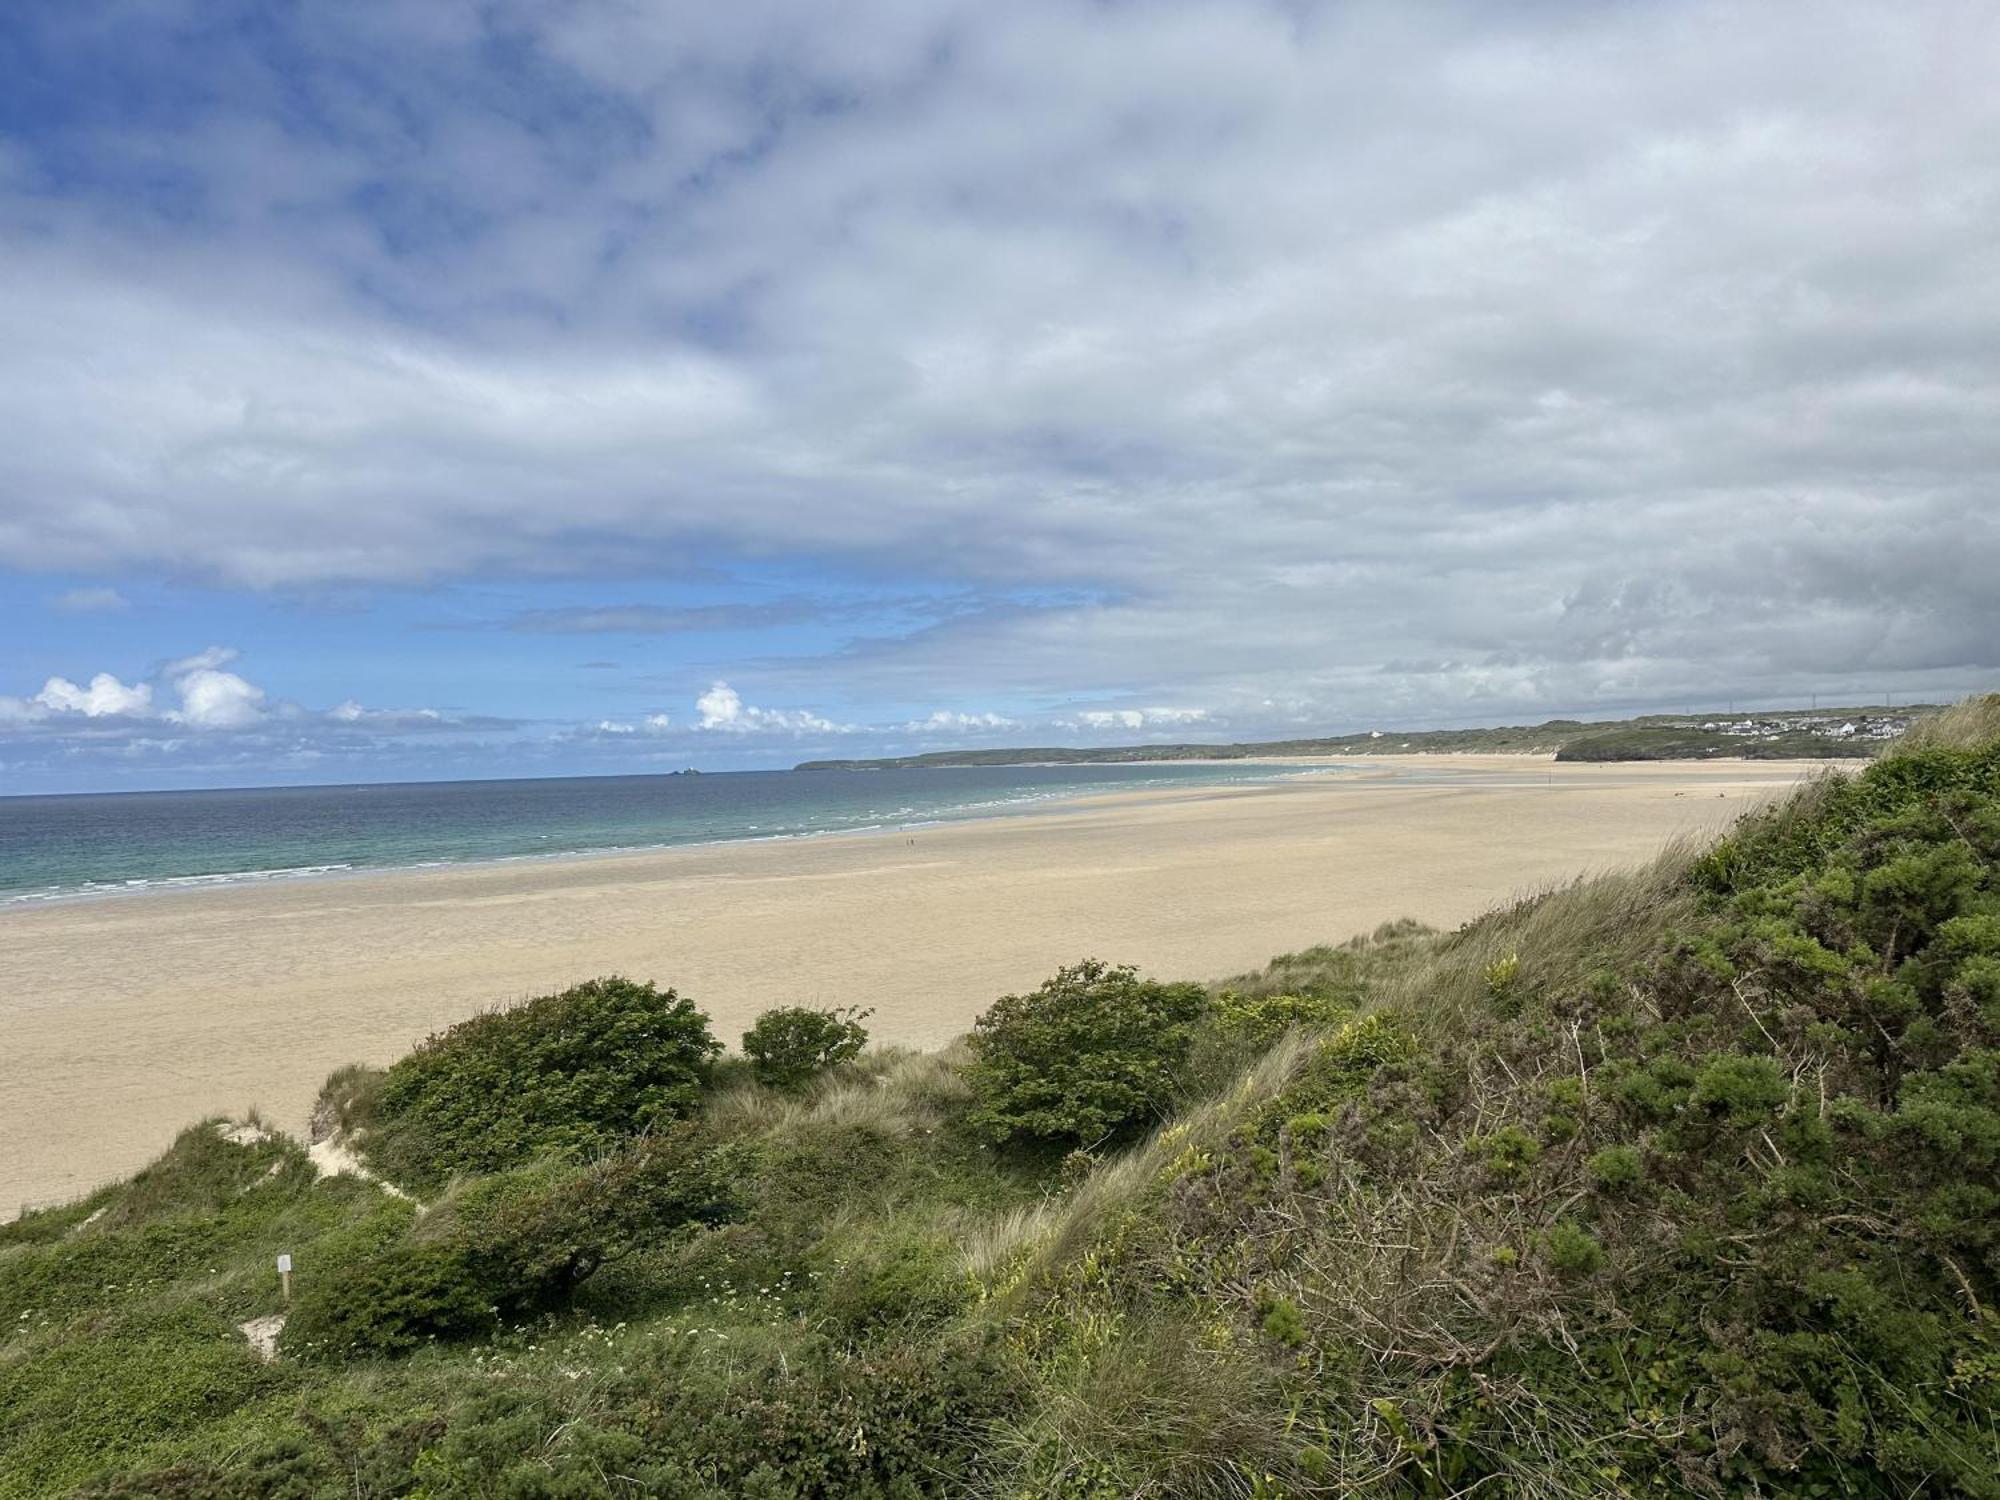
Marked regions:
[966,959,1209,1145]
[742,1005,872,1090]
[1585,1142,1643,1191]
[364,976,722,1190]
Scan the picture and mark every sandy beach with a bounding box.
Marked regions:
[1,755,1827,1212]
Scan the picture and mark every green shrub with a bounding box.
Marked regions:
[1257,1291,1307,1347]
[1266,1013,1414,1124]
[1185,990,1358,1096]
[309,1062,385,1143]
[442,1126,748,1314]
[1542,1220,1606,1276]
[742,1005,872,1090]
[366,976,722,1190]
[285,1130,747,1360]
[389,1334,1019,1498]
[1585,1144,1643,1191]
[0,1300,284,1497]
[1690,1052,1789,1125]
[965,960,1209,1146]
[1609,1053,1696,1122]
[1469,1124,1541,1180]
[281,1240,495,1360]
[1209,990,1354,1050]
[94,1119,305,1228]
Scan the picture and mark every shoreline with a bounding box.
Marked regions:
[3,754,1832,1214]
[0,750,1849,913]
[0,759,1348,913]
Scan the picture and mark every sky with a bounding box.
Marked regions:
[2,0,1997,793]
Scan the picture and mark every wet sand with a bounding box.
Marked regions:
[0,754,1825,1212]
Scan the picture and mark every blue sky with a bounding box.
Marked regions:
[3,1,1997,792]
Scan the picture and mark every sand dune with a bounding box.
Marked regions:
[0,755,1825,1213]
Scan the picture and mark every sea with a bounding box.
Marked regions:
[0,761,1323,907]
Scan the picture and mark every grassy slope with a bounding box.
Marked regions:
[981,698,2000,1497]
[1550,725,1877,762]
[3,699,1995,1498]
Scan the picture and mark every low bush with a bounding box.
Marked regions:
[94,1119,306,1229]
[364,976,722,1190]
[1541,1219,1606,1276]
[1585,1143,1643,1191]
[1257,1291,1307,1347]
[0,1300,287,1495]
[393,1333,1020,1498]
[443,1126,748,1314]
[281,1239,496,1360]
[965,959,1209,1146]
[742,1005,872,1090]
[286,1130,747,1360]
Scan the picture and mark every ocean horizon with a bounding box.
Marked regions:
[0,760,1323,907]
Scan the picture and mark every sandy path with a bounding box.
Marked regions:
[0,755,1824,1212]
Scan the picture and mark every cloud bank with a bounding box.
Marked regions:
[0,647,1151,786]
[695,682,853,736]
[0,648,504,766]
[2,0,1997,781]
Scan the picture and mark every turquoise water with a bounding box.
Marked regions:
[0,762,1325,905]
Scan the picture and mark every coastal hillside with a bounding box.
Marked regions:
[796,707,1920,771]
[3,698,1996,1497]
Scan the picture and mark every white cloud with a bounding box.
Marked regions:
[52,587,129,614]
[0,650,494,746]
[163,648,265,730]
[0,645,542,787]
[1067,707,1210,732]
[164,646,240,676]
[589,714,671,736]
[904,709,1017,732]
[695,681,851,735]
[329,700,446,728]
[34,672,153,718]
[167,669,266,729]
[695,683,743,729]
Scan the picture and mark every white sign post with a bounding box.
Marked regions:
[277,1252,293,1302]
